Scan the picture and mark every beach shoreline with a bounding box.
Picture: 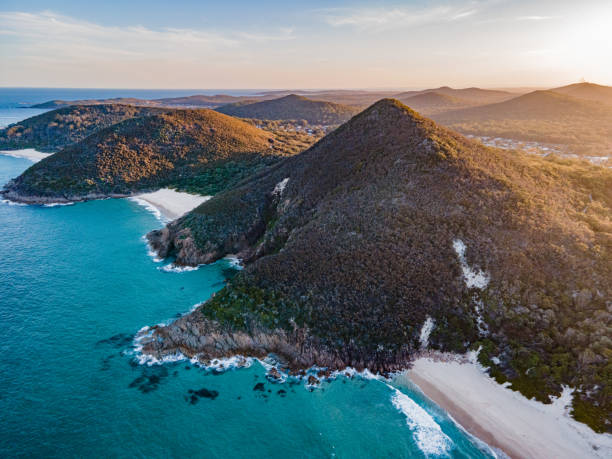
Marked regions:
[405,352,612,459]
[131,188,211,220]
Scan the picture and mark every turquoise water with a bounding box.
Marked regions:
[0,99,497,458]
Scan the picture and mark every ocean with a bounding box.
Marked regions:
[0,89,496,458]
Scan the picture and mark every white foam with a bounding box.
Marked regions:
[389,384,453,456]
[1,199,27,206]
[129,196,168,223]
[140,235,163,262]
[158,263,201,273]
[419,317,435,349]
[224,255,244,270]
[205,355,253,371]
[43,202,74,207]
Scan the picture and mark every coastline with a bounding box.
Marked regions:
[405,352,612,459]
[131,188,211,220]
[0,149,52,162]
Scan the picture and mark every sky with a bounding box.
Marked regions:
[1,0,611,89]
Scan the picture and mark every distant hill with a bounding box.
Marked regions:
[395,86,514,105]
[2,109,286,202]
[396,91,473,115]
[256,90,398,108]
[216,94,361,124]
[551,82,612,105]
[434,90,612,155]
[144,99,612,433]
[153,94,258,107]
[31,98,157,109]
[32,94,261,109]
[0,105,166,152]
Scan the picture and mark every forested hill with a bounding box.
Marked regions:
[216,94,360,125]
[0,105,166,152]
[144,99,612,433]
[2,109,286,202]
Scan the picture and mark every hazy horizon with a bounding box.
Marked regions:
[1,0,611,89]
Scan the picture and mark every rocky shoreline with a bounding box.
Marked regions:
[0,186,132,205]
[137,304,416,376]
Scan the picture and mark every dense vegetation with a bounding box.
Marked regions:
[148,99,612,433]
[216,94,360,125]
[434,90,612,156]
[0,104,165,152]
[2,109,292,200]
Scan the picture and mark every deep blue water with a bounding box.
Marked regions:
[0,99,497,458]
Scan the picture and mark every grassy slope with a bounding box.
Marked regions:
[159,99,611,432]
[216,94,360,125]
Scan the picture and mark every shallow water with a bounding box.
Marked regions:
[0,102,497,458]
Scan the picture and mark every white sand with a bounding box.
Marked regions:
[0,149,52,162]
[405,353,612,458]
[131,188,211,220]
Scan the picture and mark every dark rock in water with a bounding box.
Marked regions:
[128,366,169,393]
[187,388,219,403]
[277,389,287,397]
[100,354,116,371]
[266,367,282,382]
[253,382,265,391]
[96,333,133,348]
[307,375,319,386]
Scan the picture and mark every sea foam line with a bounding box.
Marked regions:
[128,196,169,223]
[388,384,453,457]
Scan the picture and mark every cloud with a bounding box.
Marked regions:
[322,3,479,30]
[0,11,293,63]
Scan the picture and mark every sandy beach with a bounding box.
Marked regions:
[131,188,211,220]
[0,149,52,162]
[405,352,612,458]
